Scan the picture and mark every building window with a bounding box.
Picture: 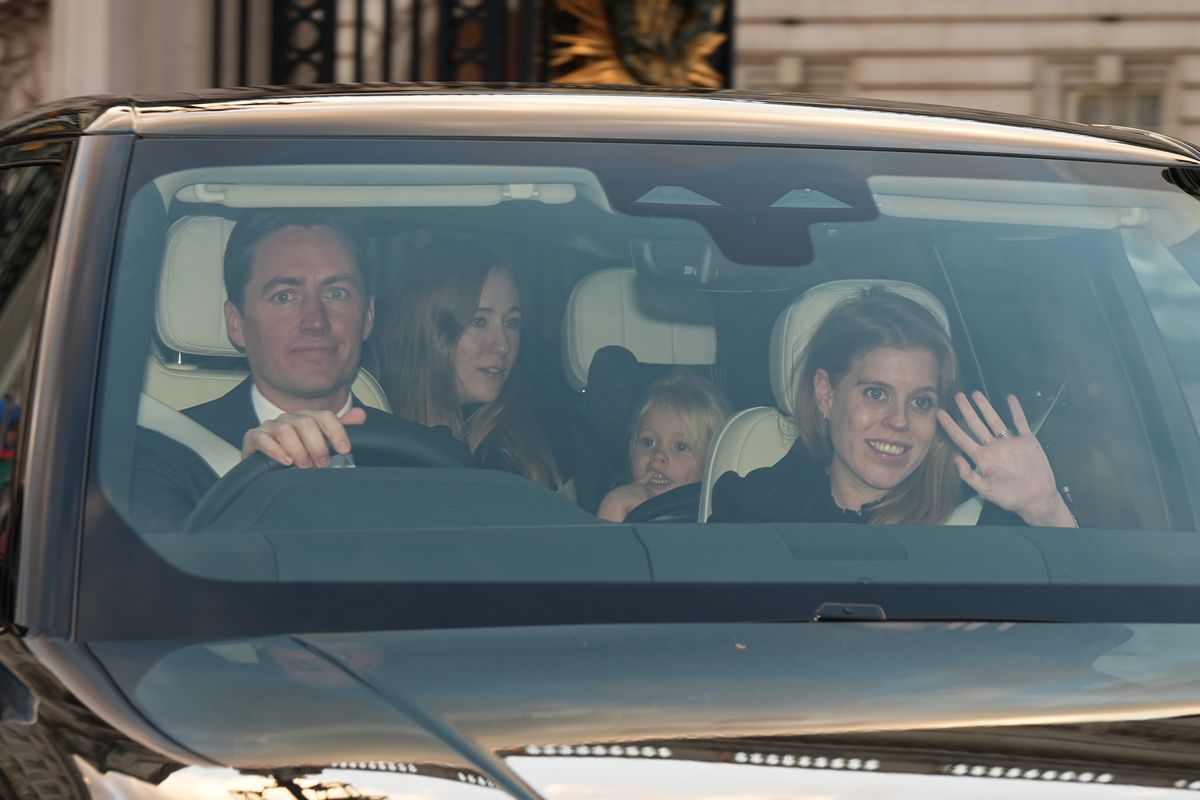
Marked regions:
[1073,91,1163,130]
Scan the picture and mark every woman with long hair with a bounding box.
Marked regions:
[373,241,562,490]
[710,286,1076,527]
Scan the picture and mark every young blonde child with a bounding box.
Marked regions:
[598,372,733,522]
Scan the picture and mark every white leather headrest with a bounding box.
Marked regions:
[561,268,717,390]
[770,279,951,417]
[157,216,240,356]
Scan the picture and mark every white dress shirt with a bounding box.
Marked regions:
[249,384,356,467]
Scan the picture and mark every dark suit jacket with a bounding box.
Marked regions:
[183,377,260,448]
[131,378,470,533]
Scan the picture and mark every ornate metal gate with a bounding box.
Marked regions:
[211,0,732,87]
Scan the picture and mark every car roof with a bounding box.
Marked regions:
[3,83,1198,165]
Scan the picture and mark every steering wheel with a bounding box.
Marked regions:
[623,483,701,524]
[184,422,472,532]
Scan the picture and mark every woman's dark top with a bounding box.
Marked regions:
[463,396,609,510]
[709,440,1026,526]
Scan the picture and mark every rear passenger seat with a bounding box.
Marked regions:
[561,267,722,491]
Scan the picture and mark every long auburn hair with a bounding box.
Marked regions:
[792,287,961,525]
[373,241,560,489]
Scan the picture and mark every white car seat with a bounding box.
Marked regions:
[561,267,717,392]
[698,278,984,525]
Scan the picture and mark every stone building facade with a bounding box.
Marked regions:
[735,0,1200,142]
[4,0,1200,144]
[0,0,212,121]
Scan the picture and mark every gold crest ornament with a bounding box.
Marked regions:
[552,0,727,88]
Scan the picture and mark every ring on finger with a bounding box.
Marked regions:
[995,430,1010,439]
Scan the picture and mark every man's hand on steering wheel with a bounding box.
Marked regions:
[242,407,367,468]
[186,417,473,532]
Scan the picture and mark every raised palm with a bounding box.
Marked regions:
[937,391,1074,527]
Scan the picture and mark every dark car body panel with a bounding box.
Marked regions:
[17,135,132,639]
[90,622,1200,767]
[5,84,1198,161]
[2,85,1200,798]
[71,621,1200,795]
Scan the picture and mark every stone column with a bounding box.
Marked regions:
[45,0,214,101]
[0,0,51,120]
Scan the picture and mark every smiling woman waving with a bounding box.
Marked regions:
[709,286,1077,528]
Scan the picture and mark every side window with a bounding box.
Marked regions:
[0,160,66,560]
[1128,228,1200,428]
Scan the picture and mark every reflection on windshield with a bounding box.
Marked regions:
[509,756,1189,799]
[73,739,1200,799]
[76,759,508,799]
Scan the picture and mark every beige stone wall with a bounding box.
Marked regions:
[736,0,1200,143]
[9,0,408,111]
[43,0,213,101]
[0,1,51,122]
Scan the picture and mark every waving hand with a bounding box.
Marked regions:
[937,391,1076,528]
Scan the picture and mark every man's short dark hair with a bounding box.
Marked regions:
[223,211,372,310]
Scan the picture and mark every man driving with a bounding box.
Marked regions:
[131,211,468,531]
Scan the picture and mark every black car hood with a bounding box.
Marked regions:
[88,622,1200,796]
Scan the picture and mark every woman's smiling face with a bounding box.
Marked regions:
[815,346,941,511]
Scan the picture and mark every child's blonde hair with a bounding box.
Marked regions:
[628,372,734,467]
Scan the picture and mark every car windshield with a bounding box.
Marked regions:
[86,136,1200,634]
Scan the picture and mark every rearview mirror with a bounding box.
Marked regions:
[631,237,719,285]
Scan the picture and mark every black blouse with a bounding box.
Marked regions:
[709,440,1025,526]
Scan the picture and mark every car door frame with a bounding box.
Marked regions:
[0,134,75,633]
[2,130,132,639]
